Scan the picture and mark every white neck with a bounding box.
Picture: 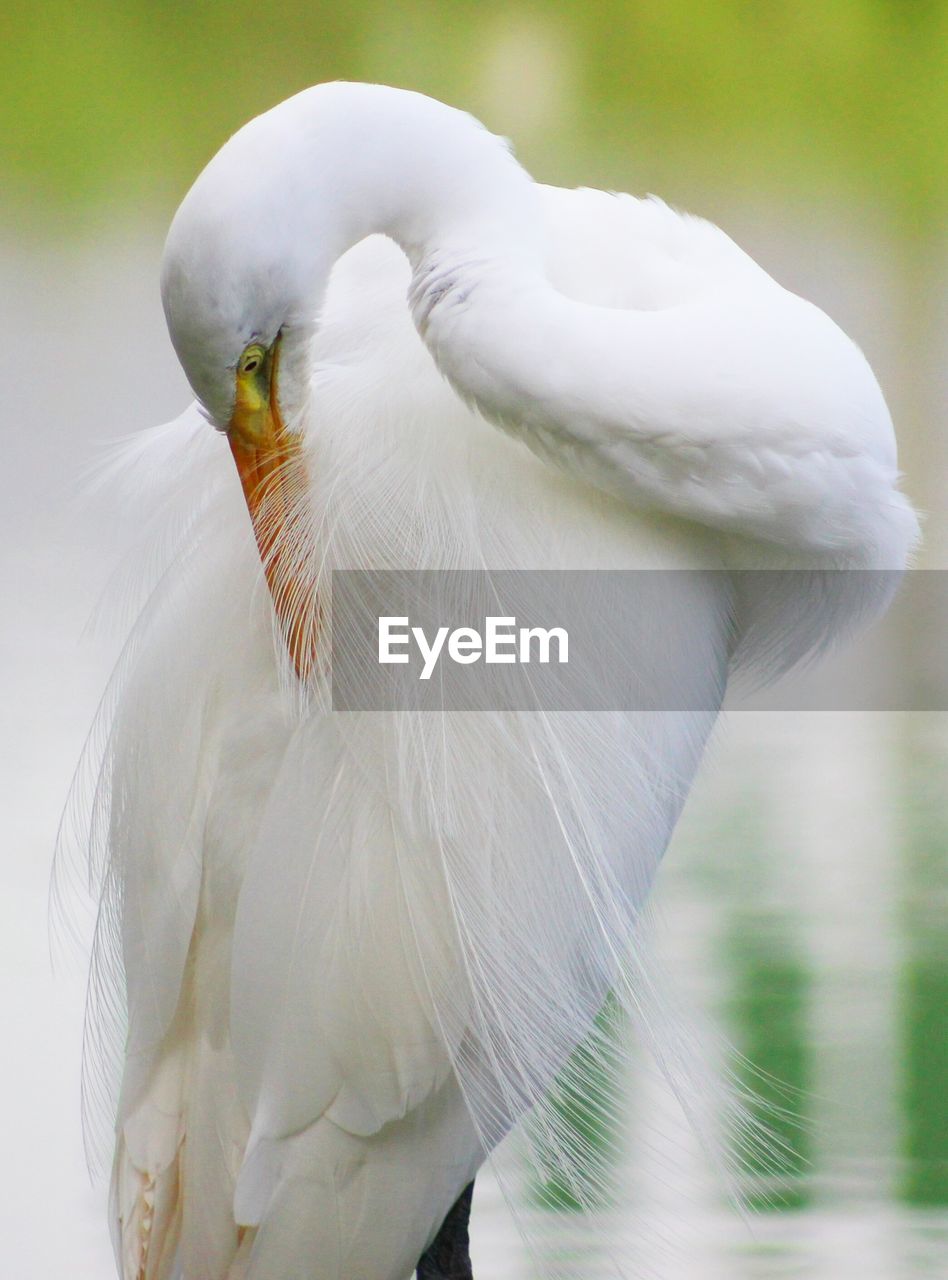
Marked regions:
[163,83,543,427]
[164,81,916,568]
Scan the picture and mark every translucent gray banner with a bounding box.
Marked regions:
[329,570,947,712]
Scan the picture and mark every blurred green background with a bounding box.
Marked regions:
[5,0,948,234]
[3,4,947,1278]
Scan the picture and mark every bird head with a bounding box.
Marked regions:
[159,114,319,681]
[160,182,301,436]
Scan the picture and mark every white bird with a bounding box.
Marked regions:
[65,82,917,1280]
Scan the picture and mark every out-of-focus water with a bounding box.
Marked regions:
[2,227,945,1278]
[466,712,948,1280]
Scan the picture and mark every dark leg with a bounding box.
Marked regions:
[416,1181,475,1280]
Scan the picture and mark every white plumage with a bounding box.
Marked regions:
[62,82,917,1280]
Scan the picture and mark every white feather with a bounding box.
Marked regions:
[60,82,918,1280]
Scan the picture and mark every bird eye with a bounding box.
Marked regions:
[239,344,266,375]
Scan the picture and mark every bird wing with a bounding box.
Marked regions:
[414,185,918,574]
[80,188,897,1260]
[222,233,735,1226]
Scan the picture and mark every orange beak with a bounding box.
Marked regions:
[227,336,317,681]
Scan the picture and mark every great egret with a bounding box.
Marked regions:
[65,82,917,1280]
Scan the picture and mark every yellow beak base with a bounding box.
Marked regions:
[227,340,317,681]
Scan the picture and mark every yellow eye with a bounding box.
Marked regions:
[239,344,267,376]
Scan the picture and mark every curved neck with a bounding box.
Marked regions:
[169,82,914,570]
[242,84,546,428]
[265,87,909,565]
[163,82,543,428]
